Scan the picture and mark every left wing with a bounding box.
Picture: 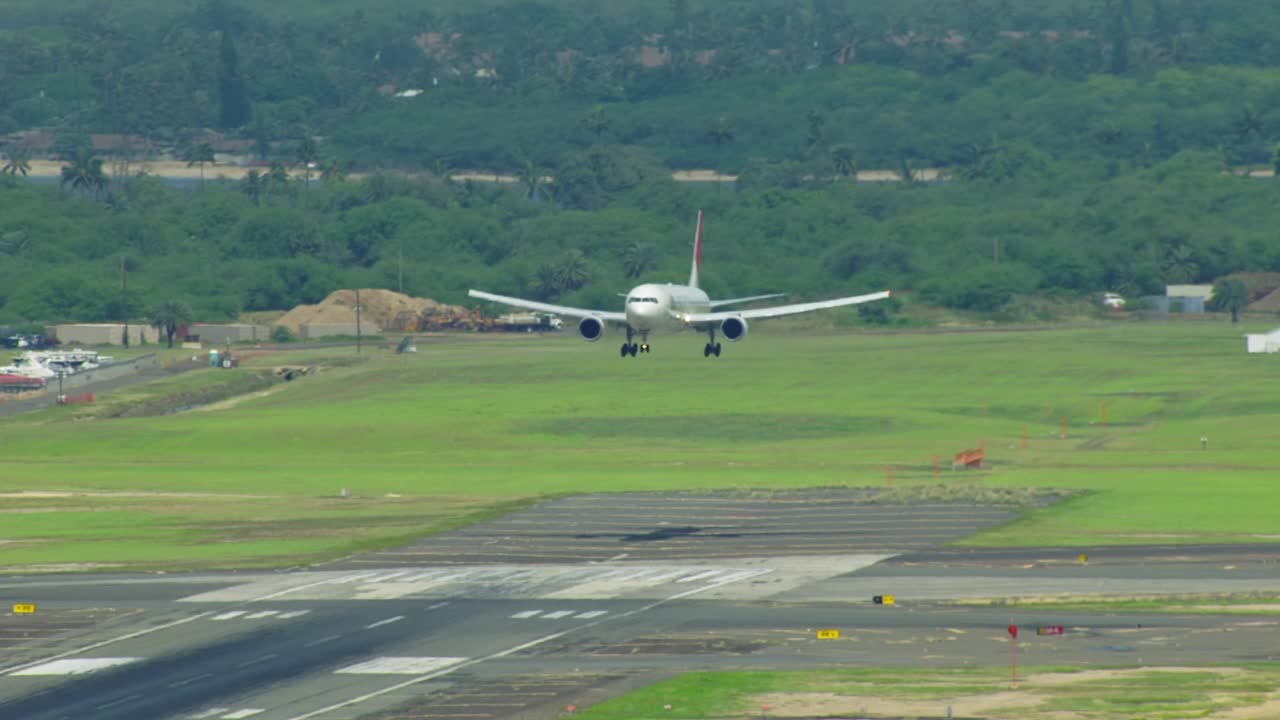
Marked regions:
[676,290,890,323]
[468,289,627,323]
[708,293,786,308]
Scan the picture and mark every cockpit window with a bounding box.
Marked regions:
[627,297,659,303]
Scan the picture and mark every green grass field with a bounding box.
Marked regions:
[573,665,1280,719]
[1,320,1278,571]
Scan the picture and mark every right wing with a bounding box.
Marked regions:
[468,289,627,323]
[677,290,891,323]
[708,293,786,308]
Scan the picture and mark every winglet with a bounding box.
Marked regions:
[689,209,703,289]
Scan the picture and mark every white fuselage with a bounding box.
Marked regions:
[624,283,711,334]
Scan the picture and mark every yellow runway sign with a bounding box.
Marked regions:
[816,629,840,639]
[12,603,36,614]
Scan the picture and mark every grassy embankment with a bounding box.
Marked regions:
[1,321,1278,571]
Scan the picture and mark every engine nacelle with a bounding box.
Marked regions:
[578,316,605,342]
[720,316,748,342]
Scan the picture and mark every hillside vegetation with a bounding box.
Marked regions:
[3,0,1280,323]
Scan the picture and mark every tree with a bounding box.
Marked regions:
[319,157,347,184]
[1161,244,1199,283]
[183,142,216,188]
[707,116,735,146]
[830,145,857,177]
[556,249,591,292]
[59,150,107,198]
[1208,277,1249,323]
[805,109,827,155]
[295,137,319,189]
[585,106,610,142]
[217,30,251,129]
[240,169,264,205]
[150,300,195,348]
[2,145,32,176]
[623,242,659,279]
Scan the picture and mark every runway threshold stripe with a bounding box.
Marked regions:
[222,710,265,719]
[510,610,542,619]
[541,610,575,619]
[364,615,404,629]
[212,610,248,620]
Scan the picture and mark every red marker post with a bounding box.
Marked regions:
[1007,622,1019,686]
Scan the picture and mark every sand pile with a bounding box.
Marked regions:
[276,289,468,332]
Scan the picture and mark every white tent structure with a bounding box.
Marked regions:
[1245,328,1280,353]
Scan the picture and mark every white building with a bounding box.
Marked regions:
[1245,327,1280,354]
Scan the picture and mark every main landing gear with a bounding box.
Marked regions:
[620,328,650,358]
[703,328,722,358]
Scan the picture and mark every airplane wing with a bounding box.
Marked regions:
[677,290,891,323]
[708,293,786,308]
[468,289,627,323]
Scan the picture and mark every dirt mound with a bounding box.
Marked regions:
[276,289,468,332]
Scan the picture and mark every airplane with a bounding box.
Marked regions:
[468,210,891,358]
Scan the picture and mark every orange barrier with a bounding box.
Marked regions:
[953,439,984,469]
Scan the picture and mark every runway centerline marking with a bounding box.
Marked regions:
[364,616,404,630]
[236,653,278,669]
[284,567,774,720]
[303,634,342,648]
[169,672,215,688]
[0,612,211,676]
[94,693,142,711]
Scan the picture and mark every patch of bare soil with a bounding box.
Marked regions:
[275,288,468,332]
[184,385,288,413]
[754,668,1250,719]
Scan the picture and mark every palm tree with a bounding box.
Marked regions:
[707,116,735,146]
[2,145,32,176]
[1161,244,1199,283]
[830,145,857,177]
[183,142,216,188]
[1208,277,1249,323]
[319,157,346,184]
[60,149,107,198]
[585,106,610,142]
[295,137,319,189]
[515,157,545,201]
[239,169,264,205]
[623,242,659,279]
[805,109,827,155]
[150,300,195,348]
[556,249,591,292]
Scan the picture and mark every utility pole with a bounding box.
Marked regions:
[355,287,362,354]
[398,247,404,294]
[120,256,129,347]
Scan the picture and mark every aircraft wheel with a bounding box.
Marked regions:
[629,343,639,356]
[703,343,712,357]
[620,343,630,358]
[713,343,722,357]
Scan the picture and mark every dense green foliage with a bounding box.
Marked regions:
[5,0,1280,322]
[2,145,1279,324]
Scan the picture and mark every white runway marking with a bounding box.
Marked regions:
[0,612,211,676]
[212,610,248,620]
[222,710,265,719]
[303,635,341,648]
[243,610,279,619]
[170,672,214,687]
[510,609,542,618]
[573,610,608,619]
[363,615,404,629]
[427,601,450,609]
[540,610,575,619]
[236,653,278,669]
[278,610,311,619]
[336,656,467,675]
[10,657,141,676]
[191,709,230,719]
[675,569,724,583]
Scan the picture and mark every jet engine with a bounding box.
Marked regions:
[578,316,605,342]
[720,316,748,342]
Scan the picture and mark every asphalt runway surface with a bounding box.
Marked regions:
[1,490,1279,720]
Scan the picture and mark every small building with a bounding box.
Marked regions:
[51,324,159,346]
[1141,285,1215,314]
[189,324,270,345]
[1246,328,1280,354]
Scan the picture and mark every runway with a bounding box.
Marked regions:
[1,491,1278,719]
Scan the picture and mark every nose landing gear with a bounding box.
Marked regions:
[620,328,650,358]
